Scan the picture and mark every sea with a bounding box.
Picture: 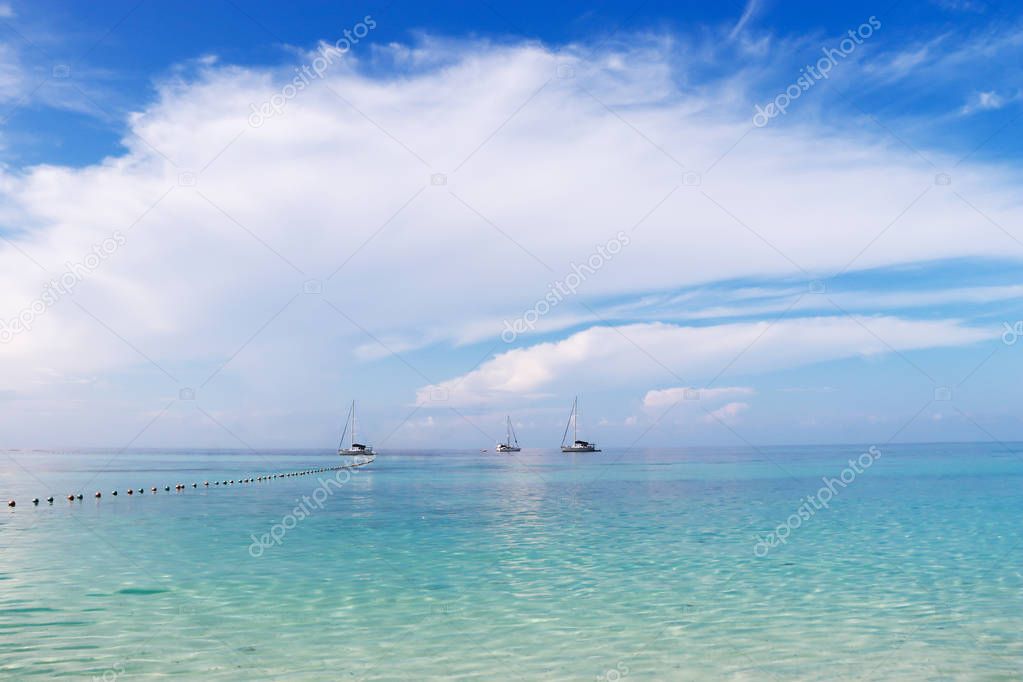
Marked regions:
[0,443,1020,680]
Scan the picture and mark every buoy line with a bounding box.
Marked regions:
[5,457,375,510]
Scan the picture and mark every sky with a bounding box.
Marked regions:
[0,0,1021,450]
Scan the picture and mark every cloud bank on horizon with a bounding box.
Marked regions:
[0,2,1021,448]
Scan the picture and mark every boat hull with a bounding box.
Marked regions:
[496,445,521,452]
[561,446,600,453]
[339,448,374,457]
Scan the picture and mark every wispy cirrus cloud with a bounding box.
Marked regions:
[643,386,754,408]
[729,0,762,39]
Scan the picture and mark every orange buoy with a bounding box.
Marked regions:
[67,494,75,501]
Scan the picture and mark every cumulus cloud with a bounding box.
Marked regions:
[702,401,750,424]
[0,33,1017,443]
[416,317,991,407]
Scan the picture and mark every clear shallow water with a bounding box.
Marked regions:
[0,444,1021,680]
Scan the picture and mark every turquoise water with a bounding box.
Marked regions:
[1,444,1021,680]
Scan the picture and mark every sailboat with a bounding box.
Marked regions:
[561,396,600,452]
[338,400,375,458]
[496,416,521,452]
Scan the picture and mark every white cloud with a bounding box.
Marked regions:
[932,0,986,12]
[582,284,1023,327]
[961,89,1020,114]
[0,34,1017,442]
[778,386,838,393]
[643,386,754,408]
[729,0,761,39]
[416,317,991,407]
[702,401,750,424]
[0,42,23,103]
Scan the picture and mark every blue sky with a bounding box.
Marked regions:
[7,0,1023,166]
[0,0,1021,449]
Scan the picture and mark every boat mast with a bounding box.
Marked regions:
[506,416,518,447]
[351,400,356,447]
[574,396,579,443]
[561,398,575,447]
[339,400,352,450]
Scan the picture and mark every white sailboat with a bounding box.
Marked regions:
[496,416,521,452]
[338,400,375,459]
[561,396,600,452]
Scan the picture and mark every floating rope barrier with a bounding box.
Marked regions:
[4,459,374,510]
